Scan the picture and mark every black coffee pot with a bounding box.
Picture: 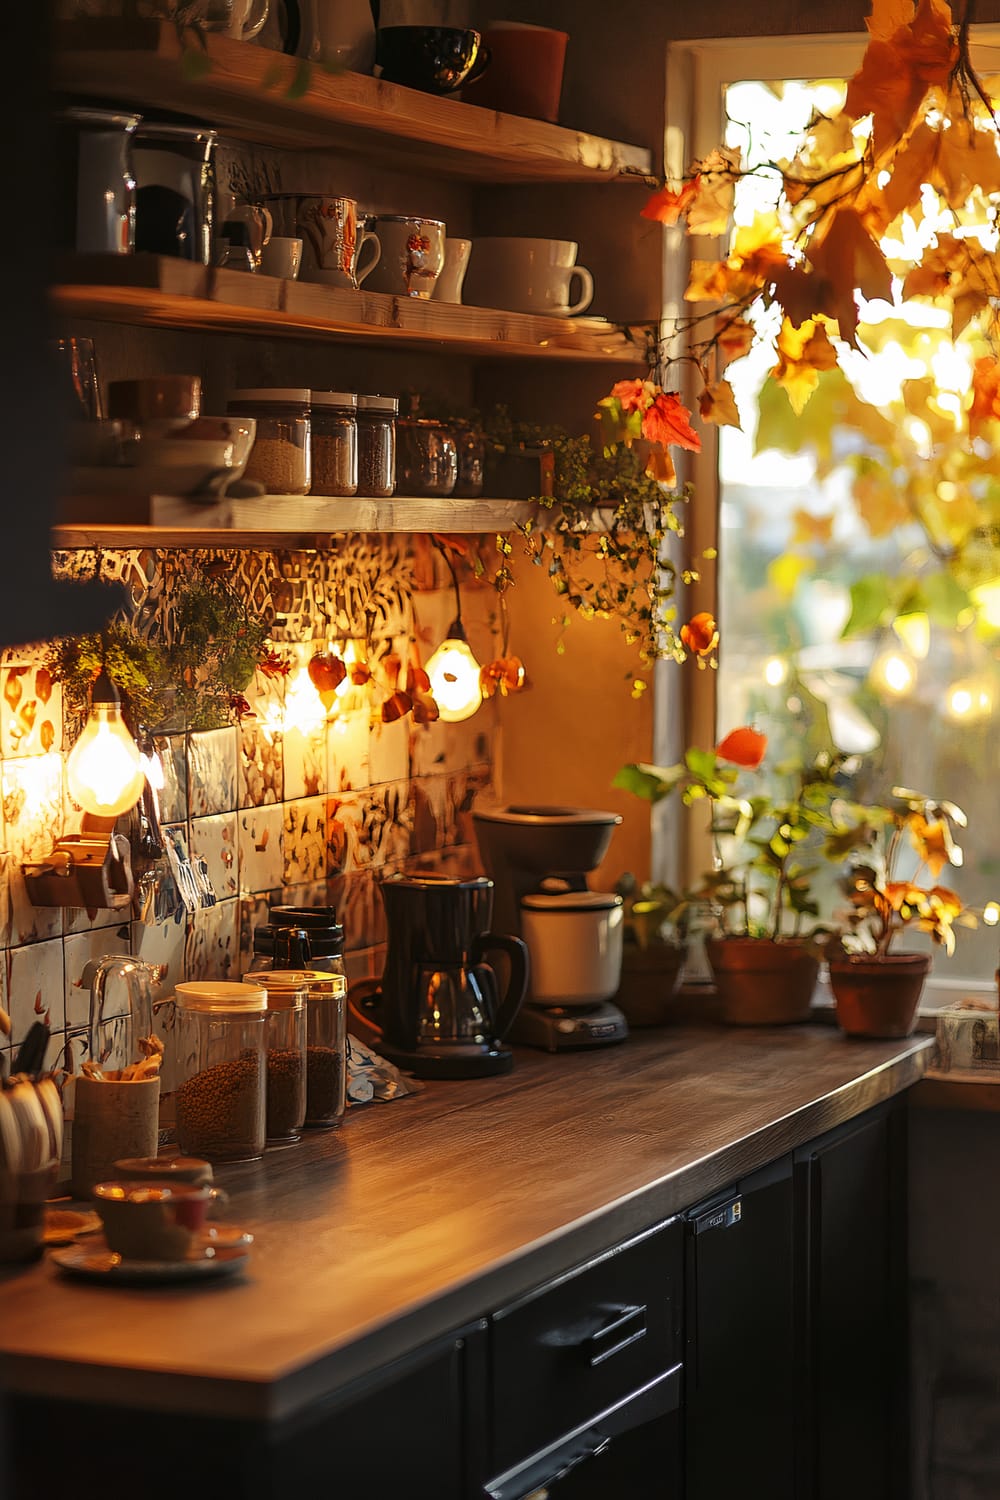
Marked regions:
[350,874,528,1078]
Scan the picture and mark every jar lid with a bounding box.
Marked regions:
[521,892,624,913]
[357,394,399,413]
[311,390,358,408]
[244,973,307,1010]
[301,971,348,998]
[229,387,311,405]
[174,981,267,1014]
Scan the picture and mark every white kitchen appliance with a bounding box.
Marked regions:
[472,805,629,1051]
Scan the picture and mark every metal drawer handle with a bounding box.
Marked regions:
[584,1305,647,1366]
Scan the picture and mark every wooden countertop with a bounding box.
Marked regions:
[0,1025,932,1422]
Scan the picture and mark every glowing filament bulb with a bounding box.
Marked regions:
[426,623,483,723]
[66,671,145,817]
[869,650,916,699]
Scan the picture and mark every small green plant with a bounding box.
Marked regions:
[614,873,686,950]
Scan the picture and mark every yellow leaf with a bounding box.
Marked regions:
[684,259,758,303]
[715,314,756,363]
[881,120,939,222]
[933,118,1000,208]
[853,471,912,537]
[699,379,742,428]
[686,147,740,236]
[768,553,815,598]
[790,509,835,546]
[644,444,678,487]
[771,318,839,414]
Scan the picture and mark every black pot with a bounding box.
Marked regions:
[375,26,491,95]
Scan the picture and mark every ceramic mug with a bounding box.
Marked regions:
[432,236,472,304]
[219,199,273,267]
[260,234,303,279]
[93,1180,227,1262]
[462,236,593,316]
[362,216,445,300]
[463,22,568,123]
[292,195,381,288]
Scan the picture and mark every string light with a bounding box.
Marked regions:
[66,667,145,817]
[868,649,917,699]
[425,542,483,723]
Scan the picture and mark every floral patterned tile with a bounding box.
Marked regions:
[7,861,62,946]
[238,804,284,895]
[239,720,283,808]
[325,870,375,952]
[327,709,370,793]
[63,925,134,1034]
[132,915,186,1007]
[409,719,448,779]
[282,797,330,886]
[153,733,188,825]
[1,661,60,759]
[190,812,239,902]
[187,726,238,817]
[369,715,410,786]
[450,766,493,846]
[410,774,451,855]
[3,752,62,863]
[328,783,413,874]
[63,895,134,936]
[282,725,327,801]
[7,937,63,1045]
[185,897,240,982]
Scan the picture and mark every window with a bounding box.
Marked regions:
[670,33,1000,1000]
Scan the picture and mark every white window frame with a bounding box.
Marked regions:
[663,30,1000,1007]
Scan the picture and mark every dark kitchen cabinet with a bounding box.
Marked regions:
[794,1101,908,1500]
[683,1156,797,1500]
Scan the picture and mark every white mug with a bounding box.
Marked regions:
[463,236,594,317]
[362,216,446,300]
[260,235,303,279]
[294,195,381,289]
[432,236,472,304]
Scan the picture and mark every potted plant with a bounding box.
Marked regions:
[829,787,976,1039]
[615,728,865,1025]
[612,873,688,1027]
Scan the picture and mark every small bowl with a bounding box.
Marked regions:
[375,26,490,95]
[122,416,257,495]
[113,1155,214,1187]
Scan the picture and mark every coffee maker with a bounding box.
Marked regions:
[349,874,529,1078]
[472,805,628,1051]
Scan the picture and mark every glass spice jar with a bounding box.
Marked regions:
[245,971,308,1146]
[302,971,348,1129]
[227,387,311,495]
[357,393,398,497]
[396,417,458,497]
[172,982,267,1163]
[451,418,486,498]
[310,390,358,497]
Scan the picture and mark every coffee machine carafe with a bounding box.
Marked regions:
[472,805,628,1052]
[349,874,529,1078]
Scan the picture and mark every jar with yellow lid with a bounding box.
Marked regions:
[173,982,267,1163]
[245,971,308,1146]
[302,971,348,1128]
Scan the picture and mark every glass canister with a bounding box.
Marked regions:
[56,108,139,256]
[131,121,217,264]
[228,388,311,495]
[396,418,459,497]
[451,418,486,498]
[172,982,267,1163]
[357,394,398,497]
[245,972,308,1146]
[310,390,358,497]
[250,905,347,979]
[302,972,348,1128]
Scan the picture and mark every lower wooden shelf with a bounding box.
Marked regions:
[52,492,539,549]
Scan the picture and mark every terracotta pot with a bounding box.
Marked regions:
[828,951,931,1039]
[614,944,684,1027]
[706,937,819,1026]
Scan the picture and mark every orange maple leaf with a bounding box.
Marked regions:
[699,379,742,429]
[846,0,957,154]
[901,232,964,298]
[808,207,893,346]
[969,356,1000,437]
[716,726,767,769]
[641,392,701,452]
[641,176,700,225]
[715,314,756,362]
[608,378,654,414]
[685,259,759,304]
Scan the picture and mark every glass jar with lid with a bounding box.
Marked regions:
[244,971,308,1146]
[451,419,486,498]
[302,971,348,1129]
[173,982,267,1163]
[227,387,311,495]
[357,394,398,497]
[310,390,358,497]
[396,418,458,497]
[248,904,347,983]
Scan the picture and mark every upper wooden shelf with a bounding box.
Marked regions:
[52,493,540,551]
[53,20,655,185]
[52,254,647,364]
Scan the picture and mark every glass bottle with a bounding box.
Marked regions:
[172,982,267,1163]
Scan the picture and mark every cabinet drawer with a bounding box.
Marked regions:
[490,1218,682,1472]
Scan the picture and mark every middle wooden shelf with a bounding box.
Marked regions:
[53,255,649,365]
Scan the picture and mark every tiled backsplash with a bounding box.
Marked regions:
[2,540,499,1075]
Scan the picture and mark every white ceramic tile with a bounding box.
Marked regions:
[187,726,238,817]
[238,804,284,895]
[2,752,62,863]
[239,719,283,808]
[190,812,239,901]
[153,733,188,825]
[7,938,64,1046]
[327,707,370,792]
[63,926,133,1033]
[282,725,327,801]
[369,714,410,785]
[283,797,329,886]
[7,862,62,945]
[185,898,240,983]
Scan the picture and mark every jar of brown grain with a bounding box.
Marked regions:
[173,982,267,1163]
[310,390,358,497]
[244,971,308,1146]
[227,387,311,494]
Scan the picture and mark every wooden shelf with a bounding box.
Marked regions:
[52,493,539,549]
[53,20,655,184]
[53,255,648,365]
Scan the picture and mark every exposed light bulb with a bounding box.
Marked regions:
[66,670,145,817]
[944,677,992,722]
[426,623,483,723]
[283,664,327,736]
[763,656,788,687]
[869,649,916,699]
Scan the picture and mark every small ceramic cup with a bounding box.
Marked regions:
[93,1180,227,1262]
[432,236,472,303]
[294,195,381,289]
[260,235,304,280]
[362,215,445,299]
[112,1155,214,1187]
